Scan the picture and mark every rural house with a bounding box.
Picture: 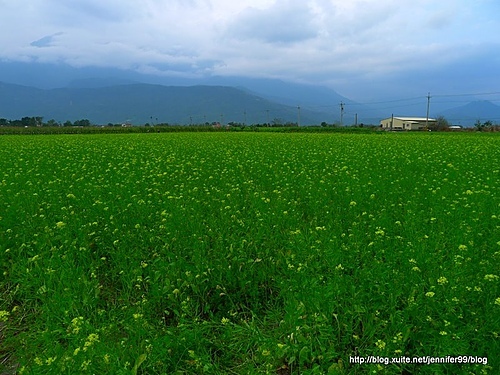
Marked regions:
[380,117,436,131]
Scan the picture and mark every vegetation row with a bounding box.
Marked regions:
[0,132,499,374]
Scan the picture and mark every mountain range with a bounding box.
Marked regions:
[438,100,500,126]
[0,81,338,125]
[1,61,499,126]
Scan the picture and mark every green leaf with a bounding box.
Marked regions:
[327,359,344,375]
[131,353,147,375]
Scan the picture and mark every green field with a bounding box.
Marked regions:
[1,132,499,374]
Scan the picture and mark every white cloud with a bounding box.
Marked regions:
[0,0,499,97]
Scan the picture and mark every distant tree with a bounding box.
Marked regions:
[271,118,283,127]
[474,119,485,131]
[74,119,91,127]
[21,117,36,127]
[0,118,9,126]
[45,119,58,127]
[321,121,328,127]
[63,120,73,127]
[432,116,450,131]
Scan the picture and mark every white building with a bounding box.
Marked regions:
[380,117,436,131]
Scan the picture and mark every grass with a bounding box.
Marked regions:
[0,132,499,374]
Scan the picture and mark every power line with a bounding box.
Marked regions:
[343,91,500,107]
[433,91,500,98]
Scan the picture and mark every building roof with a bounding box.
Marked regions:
[392,117,436,121]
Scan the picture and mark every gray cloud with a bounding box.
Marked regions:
[229,2,318,44]
[1,0,499,100]
[30,32,64,48]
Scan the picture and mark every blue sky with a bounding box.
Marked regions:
[1,0,499,101]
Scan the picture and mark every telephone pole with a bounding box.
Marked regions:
[425,92,431,130]
[339,102,345,126]
[297,105,301,127]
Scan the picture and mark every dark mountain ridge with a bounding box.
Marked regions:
[0,82,335,125]
[437,100,500,126]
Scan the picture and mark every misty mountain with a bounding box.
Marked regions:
[66,77,138,88]
[0,61,383,124]
[437,100,500,126]
[0,81,338,125]
[200,76,385,125]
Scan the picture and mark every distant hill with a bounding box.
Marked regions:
[0,82,336,125]
[200,76,383,125]
[0,61,385,125]
[437,100,500,126]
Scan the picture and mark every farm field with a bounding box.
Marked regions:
[0,132,499,374]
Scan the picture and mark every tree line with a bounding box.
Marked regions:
[0,117,92,127]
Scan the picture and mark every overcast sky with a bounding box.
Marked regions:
[1,0,499,101]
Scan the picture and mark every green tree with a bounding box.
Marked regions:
[21,117,36,127]
[271,118,283,127]
[474,119,485,131]
[74,119,91,127]
[45,119,58,127]
[483,120,493,130]
[433,116,450,131]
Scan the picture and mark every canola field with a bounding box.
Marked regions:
[0,132,499,374]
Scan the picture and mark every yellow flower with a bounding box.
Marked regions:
[0,310,9,322]
[375,340,386,350]
[56,221,66,229]
[45,357,57,365]
[484,274,499,281]
[425,292,435,298]
[437,277,448,285]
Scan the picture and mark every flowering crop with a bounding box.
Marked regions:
[0,132,499,374]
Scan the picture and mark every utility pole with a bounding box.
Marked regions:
[297,105,301,127]
[426,92,431,130]
[266,109,270,126]
[355,113,358,126]
[340,102,345,126]
[244,110,247,126]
